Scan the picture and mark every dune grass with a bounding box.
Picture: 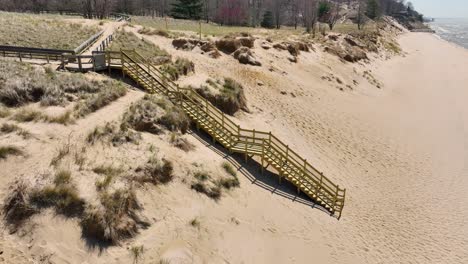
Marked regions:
[0,145,23,159]
[132,16,258,37]
[0,11,99,49]
[108,30,171,65]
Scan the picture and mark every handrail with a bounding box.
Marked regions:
[119,50,346,219]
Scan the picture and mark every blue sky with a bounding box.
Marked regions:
[410,0,468,18]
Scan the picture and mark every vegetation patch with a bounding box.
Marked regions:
[0,145,23,159]
[74,83,127,117]
[135,155,174,185]
[87,122,141,146]
[123,95,190,134]
[30,170,85,217]
[0,12,99,49]
[0,105,10,118]
[109,30,171,65]
[169,132,195,152]
[138,27,170,37]
[192,78,248,115]
[80,188,148,244]
[2,181,37,232]
[0,60,127,123]
[161,58,195,81]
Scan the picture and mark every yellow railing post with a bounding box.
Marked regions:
[261,139,265,175]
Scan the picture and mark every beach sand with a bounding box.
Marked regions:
[1,30,467,263]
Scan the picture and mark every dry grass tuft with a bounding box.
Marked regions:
[222,161,237,177]
[0,12,99,49]
[191,171,222,200]
[30,170,85,217]
[161,58,195,81]
[11,108,44,122]
[193,78,248,115]
[123,95,190,134]
[2,181,37,232]
[94,164,123,191]
[135,156,174,185]
[169,133,195,152]
[129,245,145,264]
[75,84,127,118]
[109,30,171,65]
[0,105,10,118]
[80,188,148,244]
[1,123,20,134]
[138,26,170,37]
[0,145,23,159]
[86,122,141,146]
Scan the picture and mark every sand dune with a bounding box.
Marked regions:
[1,29,468,263]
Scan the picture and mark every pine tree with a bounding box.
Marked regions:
[261,11,274,29]
[366,0,380,20]
[171,0,203,20]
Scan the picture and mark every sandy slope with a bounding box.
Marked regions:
[1,30,468,263]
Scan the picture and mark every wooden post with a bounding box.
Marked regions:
[78,56,83,72]
[199,20,202,40]
[261,139,265,175]
[244,137,248,163]
[46,54,50,64]
[19,52,22,62]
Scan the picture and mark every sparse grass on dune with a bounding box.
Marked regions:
[0,59,128,124]
[109,30,171,65]
[86,122,141,146]
[0,145,23,159]
[0,105,10,118]
[29,169,85,217]
[134,155,174,185]
[0,123,32,138]
[193,78,248,115]
[123,95,190,134]
[0,11,99,49]
[74,83,127,117]
[132,16,259,37]
[80,188,148,244]
[161,57,195,81]
[2,181,37,232]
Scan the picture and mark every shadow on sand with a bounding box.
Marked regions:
[188,128,333,217]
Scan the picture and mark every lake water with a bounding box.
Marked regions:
[429,18,468,49]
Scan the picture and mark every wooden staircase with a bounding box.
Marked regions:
[120,50,346,219]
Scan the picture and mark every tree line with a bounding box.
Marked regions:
[0,0,422,29]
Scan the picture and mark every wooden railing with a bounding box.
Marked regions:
[0,45,74,62]
[75,30,105,54]
[120,50,346,219]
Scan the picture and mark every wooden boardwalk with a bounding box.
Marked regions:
[120,50,346,219]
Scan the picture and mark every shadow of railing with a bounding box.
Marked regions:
[187,128,333,217]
